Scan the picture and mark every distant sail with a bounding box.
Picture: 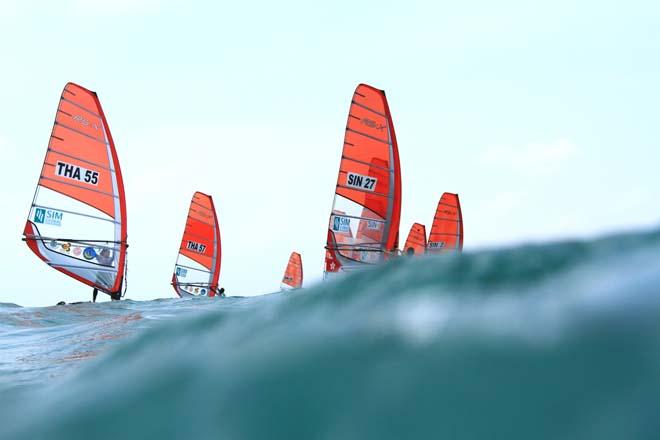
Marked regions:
[403,223,427,256]
[172,192,221,297]
[281,252,303,290]
[23,83,128,299]
[324,84,402,277]
[427,193,463,253]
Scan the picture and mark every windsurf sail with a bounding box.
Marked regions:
[324,84,402,277]
[403,223,427,256]
[427,193,463,253]
[171,192,221,297]
[281,252,303,290]
[22,83,128,299]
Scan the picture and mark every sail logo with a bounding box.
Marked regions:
[367,220,380,230]
[187,241,207,253]
[55,161,99,186]
[428,241,446,249]
[33,208,63,226]
[72,114,101,131]
[346,172,377,192]
[83,247,97,260]
[361,118,386,131]
[175,267,188,277]
[332,216,350,233]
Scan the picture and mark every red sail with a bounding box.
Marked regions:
[428,193,463,253]
[281,252,303,289]
[23,83,128,297]
[403,223,427,256]
[172,192,222,297]
[324,84,401,276]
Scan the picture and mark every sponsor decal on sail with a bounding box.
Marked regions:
[333,216,351,233]
[175,267,188,277]
[361,118,386,131]
[83,247,97,260]
[346,172,377,192]
[367,220,380,230]
[33,208,63,226]
[71,114,101,131]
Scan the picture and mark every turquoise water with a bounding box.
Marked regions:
[1,228,659,439]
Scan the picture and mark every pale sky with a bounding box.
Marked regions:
[1,0,659,306]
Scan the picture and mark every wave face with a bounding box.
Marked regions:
[1,228,660,439]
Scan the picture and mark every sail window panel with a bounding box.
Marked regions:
[329,195,385,261]
[35,240,117,290]
[174,254,214,296]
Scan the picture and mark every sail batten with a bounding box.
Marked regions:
[324,84,402,277]
[172,192,222,297]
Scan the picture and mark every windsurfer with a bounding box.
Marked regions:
[96,248,113,266]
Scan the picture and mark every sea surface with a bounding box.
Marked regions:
[1,228,659,439]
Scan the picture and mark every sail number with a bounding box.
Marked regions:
[346,172,377,192]
[187,241,207,253]
[55,161,99,186]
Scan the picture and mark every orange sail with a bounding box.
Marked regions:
[324,84,402,277]
[171,192,222,297]
[427,193,463,253]
[23,83,128,299]
[403,223,427,256]
[281,252,303,290]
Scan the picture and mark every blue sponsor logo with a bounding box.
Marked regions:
[332,216,350,232]
[33,208,63,226]
[175,267,188,277]
[83,247,97,260]
[201,288,207,295]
